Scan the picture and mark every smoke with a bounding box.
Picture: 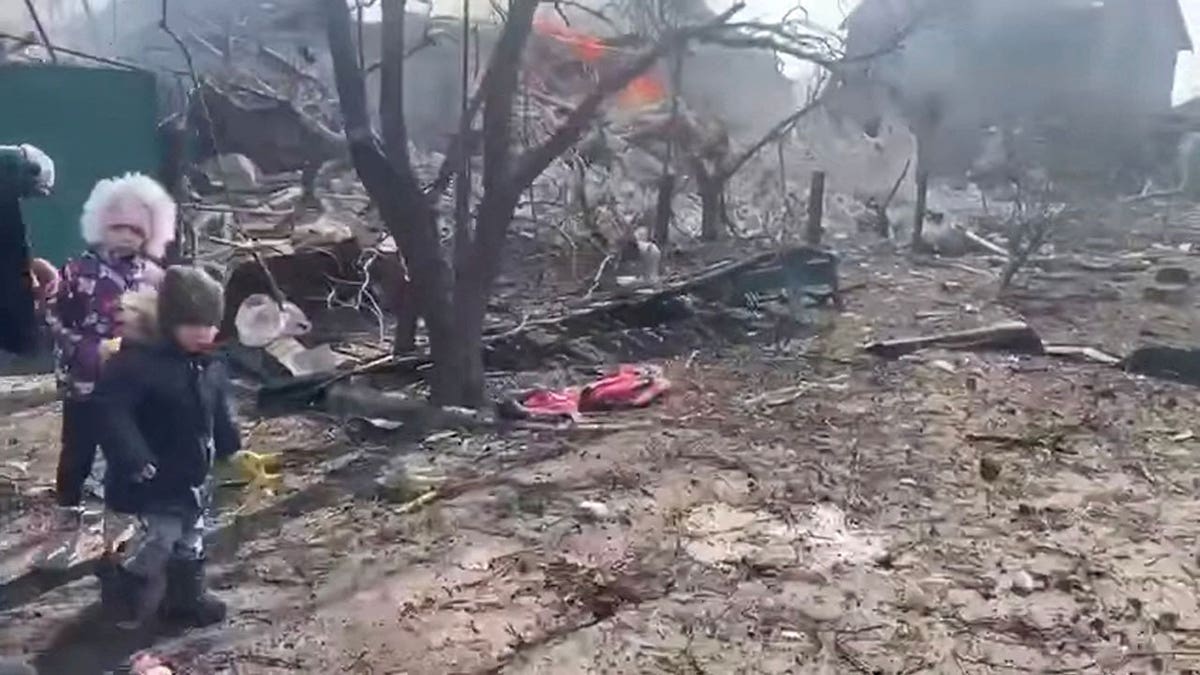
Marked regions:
[0,3,33,35]
[0,0,91,40]
[1176,0,1200,103]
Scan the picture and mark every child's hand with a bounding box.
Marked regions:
[100,337,122,362]
[133,464,156,483]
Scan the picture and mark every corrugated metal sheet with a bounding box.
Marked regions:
[0,64,160,265]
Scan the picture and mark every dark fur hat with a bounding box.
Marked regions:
[157,265,224,335]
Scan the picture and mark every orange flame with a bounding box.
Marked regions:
[533,19,608,62]
[533,17,668,110]
[618,73,667,109]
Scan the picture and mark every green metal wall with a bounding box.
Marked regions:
[0,64,160,266]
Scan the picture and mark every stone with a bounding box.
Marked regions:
[1010,569,1035,596]
[577,500,614,521]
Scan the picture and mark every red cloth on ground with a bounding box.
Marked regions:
[505,364,671,421]
[578,365,670,411]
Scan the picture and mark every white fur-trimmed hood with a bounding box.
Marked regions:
[80,172,177,259]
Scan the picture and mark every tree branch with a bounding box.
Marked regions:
[324,0,435,248]
[322,0,377,148]
[719,95,823,181]
[510,2,745,192]
[481,0,540,199]
[425,70,489,196]
[380,0,412,166]
[544,0,621,33]
[23,0,57,62]
[323,0,448,331]
[696,33,838,69]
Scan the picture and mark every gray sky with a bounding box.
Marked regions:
[716,0,1200,104]
[9,0,1200,103]
[1177,0,1200,102]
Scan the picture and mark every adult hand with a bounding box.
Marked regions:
[29,257,58,301]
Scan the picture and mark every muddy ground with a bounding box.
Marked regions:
[5,201,1200,673]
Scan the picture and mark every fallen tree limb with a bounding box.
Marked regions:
[960,228,1009,258]
[1043,344,1121,366]
[1120,188,1181,204]
[863,320,1045,359]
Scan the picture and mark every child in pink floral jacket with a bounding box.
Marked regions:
[36,173,175,570]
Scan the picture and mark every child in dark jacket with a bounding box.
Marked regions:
[37,173,174,570]
[94,266,239,628]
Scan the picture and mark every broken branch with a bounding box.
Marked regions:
[864,320,1045,359]
[511,3,746,192]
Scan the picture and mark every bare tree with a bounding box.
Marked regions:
[664,10,910,241]
[690,97,824,240]
[322,0,740,406]
[999,176,1062,291]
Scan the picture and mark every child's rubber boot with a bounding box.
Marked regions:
[32,506,82,571]
[96,558,145,626]
[162,557,226,627]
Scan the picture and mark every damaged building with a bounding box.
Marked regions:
[28,0,794,166]
[828,0,1192,188]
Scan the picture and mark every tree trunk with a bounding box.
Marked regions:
[323,0,458,400]
[804,170,825,246]
[390,269,418,354]
[443,189,520,407]
[698,172,725,241]
[446,276,487,407]
[912,167,929,251]
[652,172,675,246]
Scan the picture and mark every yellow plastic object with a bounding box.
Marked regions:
[229,450,283,492]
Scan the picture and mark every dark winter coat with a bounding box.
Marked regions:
[0,198,37,356]
[93,340,240,516]
[0,145,54,356]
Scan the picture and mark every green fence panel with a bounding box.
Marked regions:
[0,64,160,266]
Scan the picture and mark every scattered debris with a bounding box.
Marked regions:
[10,7,1200,674]
[235,294,312,347]
[1145,266,1193,304]
[497,364,671,421]
[864,320,1044,359]
[375,462,443,504]
[323,383,491,430]
[130,652,174,675]
[577,500,615,521]
[1043,344,1122,366]
[978,456,1002,483]
[1125,346,1200,387]
[960,227,1010,258]
[202,153,261,191]
[1009,568,1035,596]
[227,450,283,492]
[264,339,352,377]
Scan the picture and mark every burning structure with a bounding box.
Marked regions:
[830,0,1192,188]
